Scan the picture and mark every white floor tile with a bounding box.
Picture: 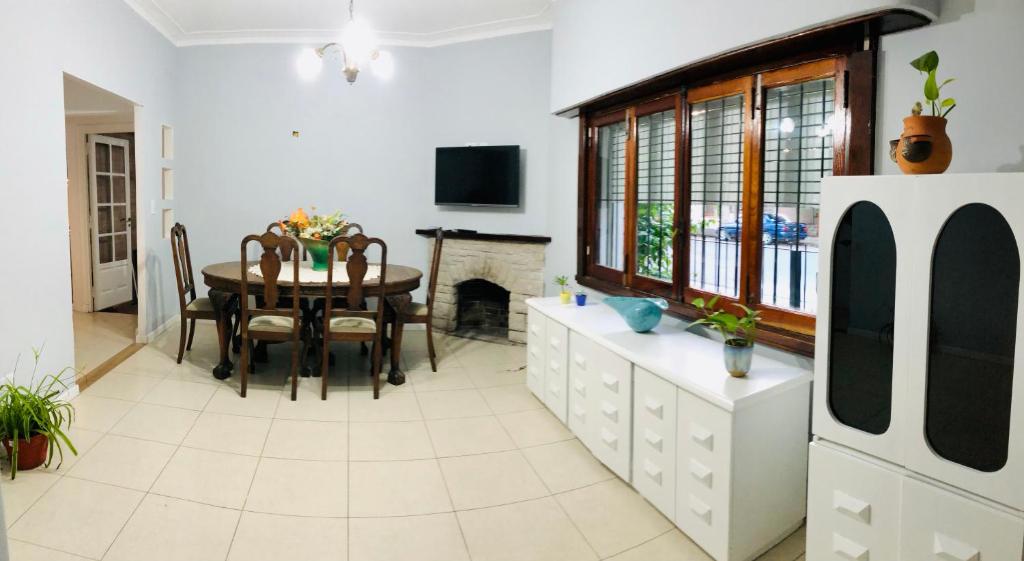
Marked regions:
[142,378,218,410]
[426,416,516,457]
[417,389,492,419]
[183,411,272,456]
[522,439,614,493]
[262,419,348,461]
[349,513,469,561]
[349,420,435,461]
[440,450,549,510]
[83,372,161,402]
[67,434,175,491]
[349,459,451,517]
[228,512,348,561]
[498,409,574,448]
[457,497,598,561]
[69,394,134,432]
[109,402,199,445]
[104,494,240,561]
[245,457,347,517]
[556,479,673,558]
[151,446,258,509]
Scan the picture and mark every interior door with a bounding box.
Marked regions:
[88,134,133,310]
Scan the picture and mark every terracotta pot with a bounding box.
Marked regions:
[889,115,952,174]
[2,433,49,472]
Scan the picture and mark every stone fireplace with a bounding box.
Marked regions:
[422,231,549,344]
[455,279,511,339]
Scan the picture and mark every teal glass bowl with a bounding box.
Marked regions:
[603,297,669,333]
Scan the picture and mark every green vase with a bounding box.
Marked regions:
[301,238,330,271]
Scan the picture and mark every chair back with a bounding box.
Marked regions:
[266,222,300,262]
[325,233,388,327]
[426,228,444,314]
[240,231,302,330]
[170,223,197,312]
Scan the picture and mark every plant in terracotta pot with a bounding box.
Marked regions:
[0,359,77,479]
[688,296,761,377]
[554,275,571,304]
[890,50,956,174]
[279,208,351,271]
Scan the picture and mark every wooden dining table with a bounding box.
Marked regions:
[201,261,423,385]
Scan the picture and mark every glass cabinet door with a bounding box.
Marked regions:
[927,204,1019,472]
[828,202,897,435]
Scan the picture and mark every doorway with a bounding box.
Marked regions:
[64,74,141,378]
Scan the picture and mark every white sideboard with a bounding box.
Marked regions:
[526,297,812,561]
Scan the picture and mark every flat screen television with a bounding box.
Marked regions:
[435,145,520,207]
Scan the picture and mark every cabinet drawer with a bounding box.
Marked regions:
[676,390,732,561]
[544,319,569,422]
[526,308,546,399]
[590,347,631,481]
[633,367,677,519]
[900,477,1024,561]
[567,337,593,445]
[807,443,901,561]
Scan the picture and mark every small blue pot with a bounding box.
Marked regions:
[603,297,669,333]
[723,339,753,377]
[575,293,587,306]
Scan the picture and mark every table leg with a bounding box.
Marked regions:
[384,293,411,386]
[209,289,238,380]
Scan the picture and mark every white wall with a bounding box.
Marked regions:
[175,32,559,301]
[0,0,179,384]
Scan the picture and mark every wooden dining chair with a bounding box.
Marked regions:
[170,223,217,364]
[266,222,301,262]
[240,231,304,400]
[396,228,444,371]
[320,233,388,399]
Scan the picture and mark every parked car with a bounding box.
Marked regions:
[718,214,808,244]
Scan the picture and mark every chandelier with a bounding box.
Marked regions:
[296,0,394,84]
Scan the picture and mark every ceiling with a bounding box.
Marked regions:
[124,0,553,47]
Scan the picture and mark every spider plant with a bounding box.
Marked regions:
[0,355,77,479]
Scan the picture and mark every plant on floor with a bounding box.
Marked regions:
[0,350,77,479]
[688,296,761,377]
[554,275,571,304]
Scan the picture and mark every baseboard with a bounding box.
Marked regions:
[140,313,179,343]
[75,343,145,393]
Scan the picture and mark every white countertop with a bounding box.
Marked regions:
[527,297,812,412]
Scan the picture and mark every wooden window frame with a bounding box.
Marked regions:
[578,45,877,356]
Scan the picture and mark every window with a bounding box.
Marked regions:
[581,56,863,348]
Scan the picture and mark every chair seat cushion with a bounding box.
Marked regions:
[329,317,377,334]
[187,298,214,313]
[404,302,429,317]
[249,315,296,333]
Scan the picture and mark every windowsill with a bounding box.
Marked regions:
[575,274,815,357]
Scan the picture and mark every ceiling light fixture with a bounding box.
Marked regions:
[297,0,393,85]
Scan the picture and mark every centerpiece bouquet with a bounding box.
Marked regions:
[280,207,352,270]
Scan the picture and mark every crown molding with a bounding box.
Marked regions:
[123,0,552,48]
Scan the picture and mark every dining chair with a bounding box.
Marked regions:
[170,223,217,364]
[396,227,444,371]
[266,222,301,262]
[320,233,388,399]
[240,231,305,400]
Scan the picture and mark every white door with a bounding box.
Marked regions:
[88,134,133,310]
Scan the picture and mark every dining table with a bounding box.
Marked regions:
[201,261,423,385]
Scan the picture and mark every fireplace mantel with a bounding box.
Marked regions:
[415,229,551,244]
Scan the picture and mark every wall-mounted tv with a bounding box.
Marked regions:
[435,145,520,207]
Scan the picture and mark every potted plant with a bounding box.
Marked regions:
[575,289,587,307]
[688,296,761,377]
[0,361,77,479]
[890,50,956,174]
[554,275,571,304]
[279,207,351,271]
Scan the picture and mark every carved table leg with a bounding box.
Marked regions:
[209,289,238,380]
[384,293,411,386]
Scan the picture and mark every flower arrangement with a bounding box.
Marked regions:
[279,207,350,241]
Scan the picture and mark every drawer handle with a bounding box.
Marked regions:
[933,533,980,561]
[549,337,561,349]
[601,402,618,421]
[644,429,663,451]
[530,324,540,335]
[644,397,663,418]
[573,404,585,420]
[549,360,560,372]
[573,379,587,396]
[601,373,619,392]
[690,424,714,451]
[689,459,713,488]
[600,428,618,449]
[643,460,662,483]
[832,533,869,561]
[833,490,871,524]
[573,353,586,368]
[529,346,540,358]
[548,384,560,396]
[688,495,712,525]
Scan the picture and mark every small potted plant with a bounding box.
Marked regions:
[279,207,352,271]
[890,50,956,174]
[554,275,571,304]
[575,289,587,307]
[688,296,761,377]
[0,357,77,479]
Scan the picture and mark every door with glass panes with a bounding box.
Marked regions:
[88,134,133,310]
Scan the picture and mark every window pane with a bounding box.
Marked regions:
[689,94,744,297]
[636,109,676,282]
[596,120,628,270]
[760,78,833,314]
[927,204,1018,472]
[828,202,896,435]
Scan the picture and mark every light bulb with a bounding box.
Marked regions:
[372,50,395,80]
[779,117,796,134]
[341,18,379,66]
[296,48,322,81]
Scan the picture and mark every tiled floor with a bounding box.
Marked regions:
[2,321,806,561]
[73,311,137,375]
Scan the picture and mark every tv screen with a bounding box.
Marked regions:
[435,145,520,207]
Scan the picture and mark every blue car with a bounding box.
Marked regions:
[718,213,808,244]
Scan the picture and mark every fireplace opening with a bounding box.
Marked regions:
[455,279,510,341]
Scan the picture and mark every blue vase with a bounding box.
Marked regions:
[603,297,669,333]
[575,293,587,306]
[723,339,754,377]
